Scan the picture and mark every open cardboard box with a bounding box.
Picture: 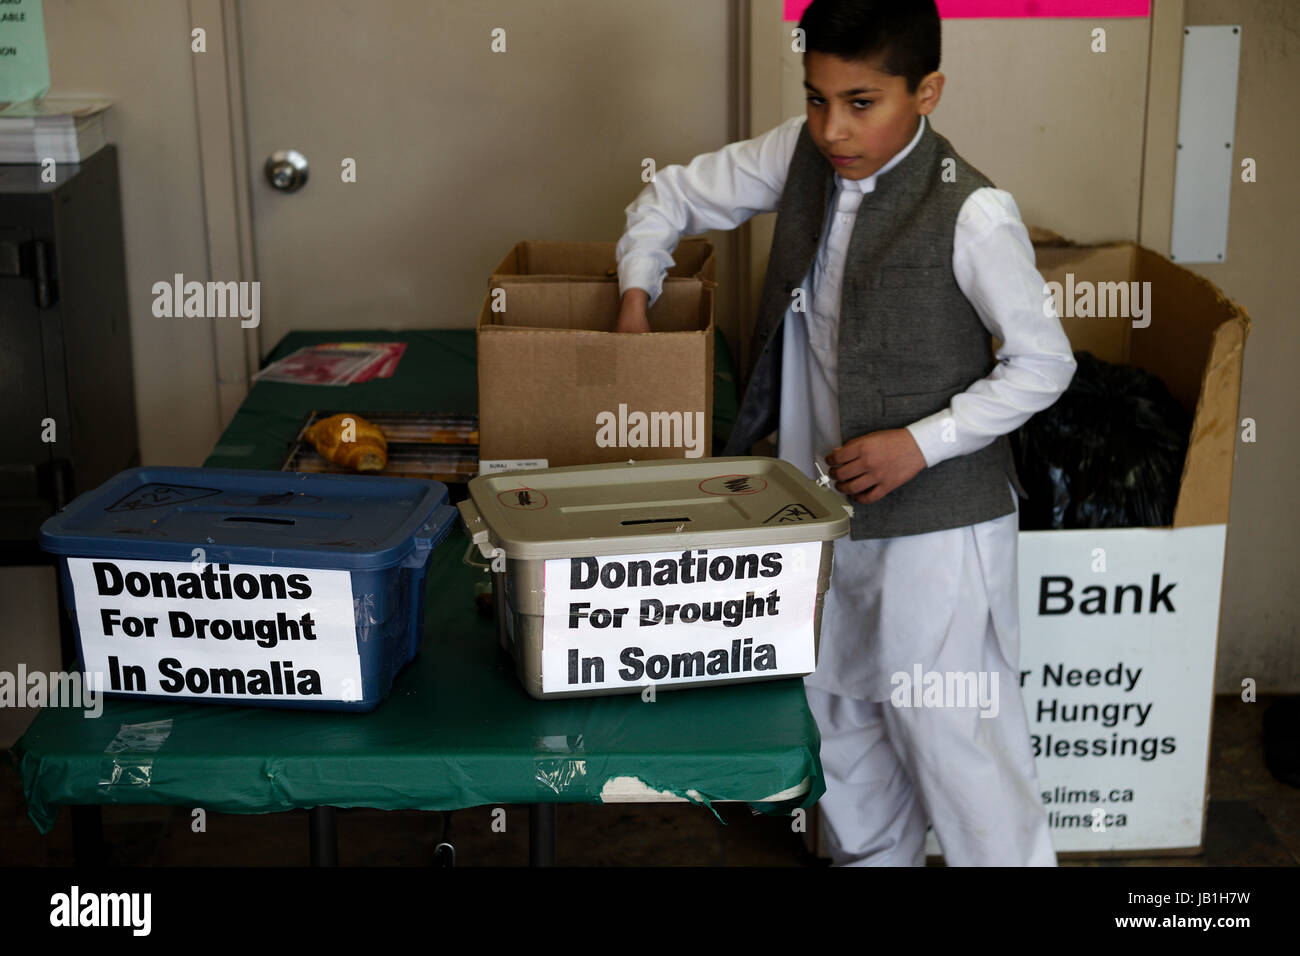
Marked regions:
[1026,227,1250,530]
[491,237,715,283]
[477,277,715,468]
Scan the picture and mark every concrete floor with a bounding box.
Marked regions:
[2,693,1296,866]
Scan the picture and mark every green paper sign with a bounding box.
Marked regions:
[0,0,51,105]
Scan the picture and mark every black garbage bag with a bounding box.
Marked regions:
[1012,351,1192,530]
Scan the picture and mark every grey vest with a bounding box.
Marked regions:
[723,117,1027,539]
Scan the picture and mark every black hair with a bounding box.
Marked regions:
[798,0,941,94]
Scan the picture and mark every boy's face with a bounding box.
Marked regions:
[803,51,943,181]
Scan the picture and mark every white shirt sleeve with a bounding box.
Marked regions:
[617,115,806,307]
[905,188,1077,468]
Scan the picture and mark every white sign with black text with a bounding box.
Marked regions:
[67,557,362,703]
[922,523,1226,857]
[541,542,822,693]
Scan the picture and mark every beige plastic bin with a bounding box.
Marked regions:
[458,457,851,699]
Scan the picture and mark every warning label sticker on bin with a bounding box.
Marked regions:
[540,542,821,692]
[66,557,363,702]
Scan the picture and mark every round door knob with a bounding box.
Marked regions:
[265,149,309,192]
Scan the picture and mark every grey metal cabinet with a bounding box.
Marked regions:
[0,145,137,561]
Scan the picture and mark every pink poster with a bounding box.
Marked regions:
[784,0,1150,19]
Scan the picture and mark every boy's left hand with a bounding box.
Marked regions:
[826,429,927,504]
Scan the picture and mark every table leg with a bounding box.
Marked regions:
[309,806,338,866]
[529,803,555,867]
[59,535,108,869]
[71,805,105,867]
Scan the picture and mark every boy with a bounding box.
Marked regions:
[614,0,1073,866]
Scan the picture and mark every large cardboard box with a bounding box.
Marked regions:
[477,276,714,468]
[491,237,715,284]
[1025,228,1248,531]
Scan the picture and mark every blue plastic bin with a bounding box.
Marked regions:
[39,466,458,712]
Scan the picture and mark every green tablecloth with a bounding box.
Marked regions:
[13,330,821,834]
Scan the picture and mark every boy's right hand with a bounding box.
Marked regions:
[614,288,651,333]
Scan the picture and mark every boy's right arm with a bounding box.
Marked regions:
[615,116,805,332]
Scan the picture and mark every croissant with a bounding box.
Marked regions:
[305,413,388,471]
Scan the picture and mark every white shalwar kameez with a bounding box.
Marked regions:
[617,114,1075,867]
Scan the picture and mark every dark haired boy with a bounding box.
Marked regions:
[615,0,1072,865]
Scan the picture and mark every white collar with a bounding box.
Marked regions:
[836,114,927,193]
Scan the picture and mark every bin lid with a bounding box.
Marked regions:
[463,457,852,559]
[40,467,453,571]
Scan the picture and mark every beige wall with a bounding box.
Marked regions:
[932,18,1150,240]
[41,0,223,468]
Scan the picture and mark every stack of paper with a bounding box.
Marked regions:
[0,98,109,164]
[253,342,408,386]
